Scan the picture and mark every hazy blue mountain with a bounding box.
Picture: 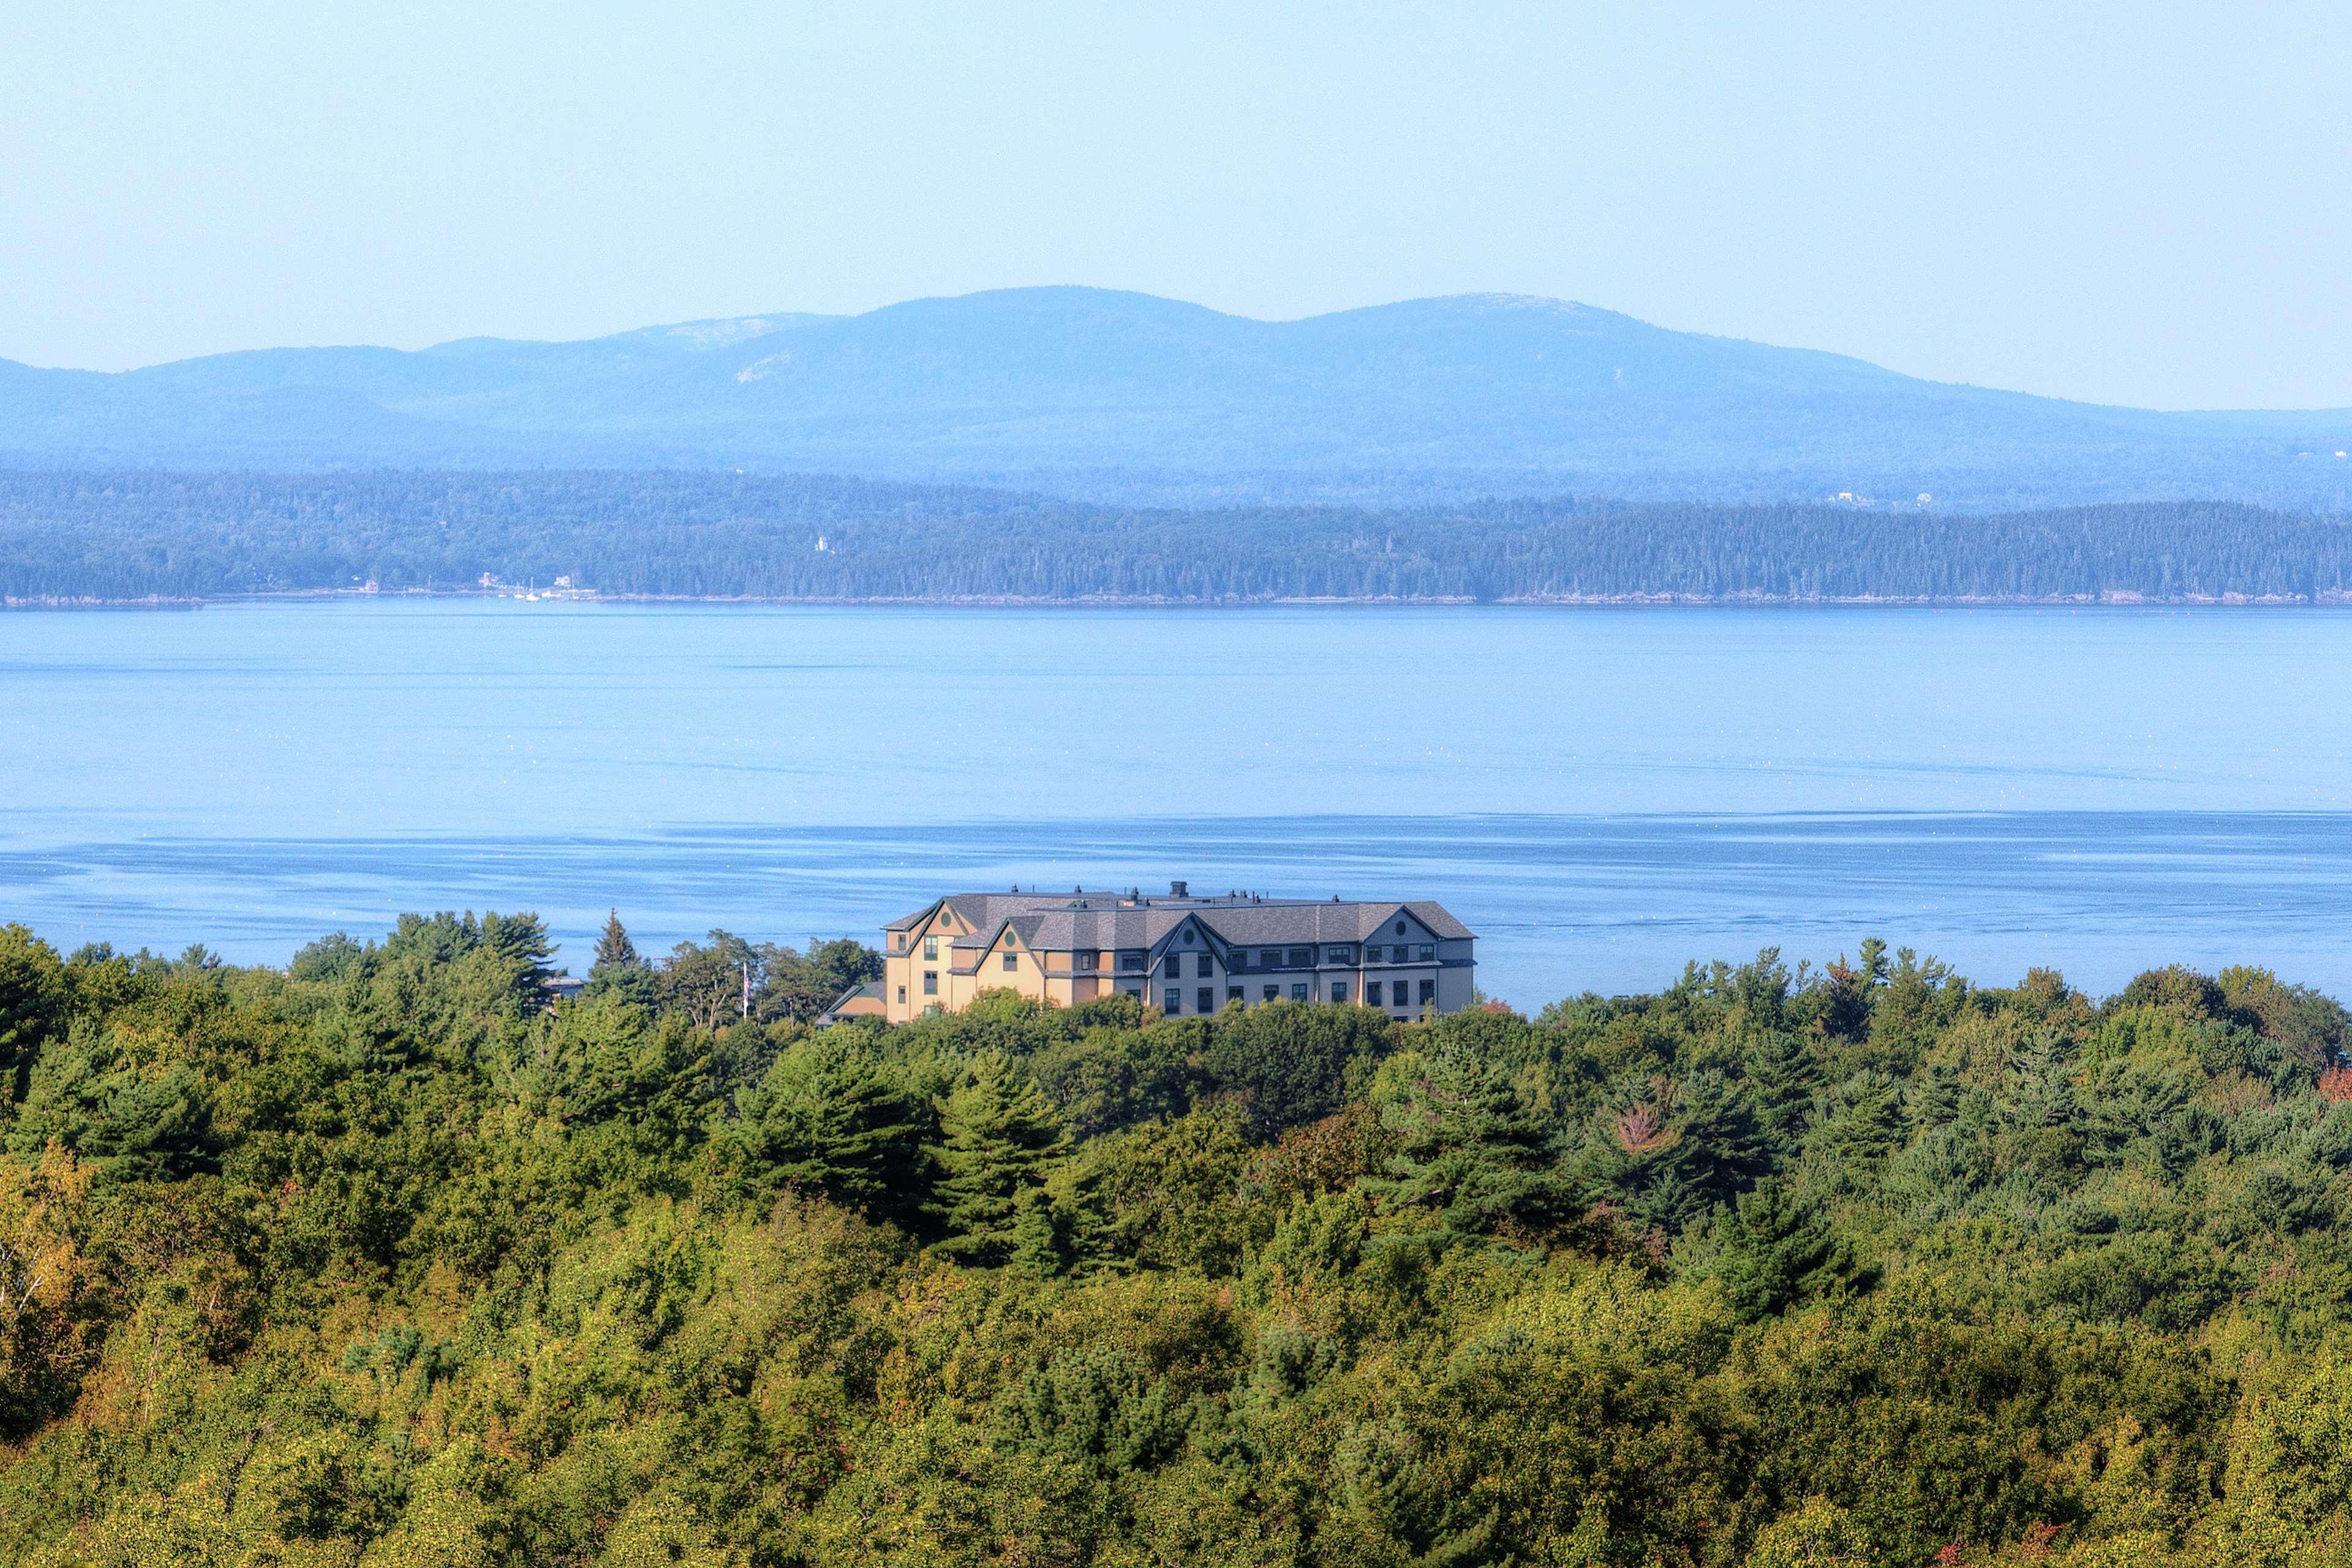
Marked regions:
[5,287,2350,508]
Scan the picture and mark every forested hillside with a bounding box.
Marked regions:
[6,469,2352,604]
[7,913,2352,1564]
[7,289,2352,509]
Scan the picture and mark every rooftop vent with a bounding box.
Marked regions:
[1170,880,1188,898]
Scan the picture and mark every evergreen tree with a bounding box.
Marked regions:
[544,1000,715,1155]
[586,910,657,1006]
[928,1050,1071,1266]
[735,1034,922,1216]
[1808,1069,1906,1180]
[1999,1027,2079,1130]
[1742,1025,1820,1163]
[1709,1178,1861,1321]
[478,911,555,1009]
[1995,1025,2085,1178]
[1643,1068,1768,1232]
[592,909,641,973]
[1565,1068,1764,1234]
[1364,1042,1583,1246]
[1902,1061,1964,1136]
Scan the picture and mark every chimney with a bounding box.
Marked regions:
[1170,880,1188,898]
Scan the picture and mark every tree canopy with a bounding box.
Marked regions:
[2,919,2352,1566]
[6,470,2352,605]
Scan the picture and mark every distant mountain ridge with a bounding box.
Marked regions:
[4,287,2350,508]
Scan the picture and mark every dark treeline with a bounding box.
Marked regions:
[5,469,2352,603]
[11,912,2352,1563]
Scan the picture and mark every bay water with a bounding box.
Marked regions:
[5,599,2350,1006]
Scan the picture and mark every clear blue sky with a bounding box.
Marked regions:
[4,1,2347,409]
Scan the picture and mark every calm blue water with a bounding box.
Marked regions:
[5,599,2351,1005]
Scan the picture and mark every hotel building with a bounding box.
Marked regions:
[858,882,1477,1023]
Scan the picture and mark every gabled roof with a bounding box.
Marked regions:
[886,890,1476,948]
[819,980,887,1022]
[888,889,1135,933]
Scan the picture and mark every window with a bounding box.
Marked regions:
[1262,984,1278,1001]
[1196,954,1213,979]
[1075,951,1096,970]
[1395,919,1407,935]
[922,970,938,995]
[923,935,938,959]
[1330,981,1349,1003]
[1419,979,1435,1005]
[1262,949,1282,967]
[1288,948,1311,967]
[1419,944,1436,961]
[1164,957,1185,980]
[1122,985,1140,997]
[1228,986,1243,1003]
[896,985,907,1004]
[1326,946,1352,963]
[1119,951,1144,971]
[1290,983,1308,1001]
[1197,987,1214,1013]
[1365,981,1384,1006]
[1002,952,1017,971]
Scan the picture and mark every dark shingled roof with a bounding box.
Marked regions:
[891,890,1475,950]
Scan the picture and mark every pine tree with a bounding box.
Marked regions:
[2000,1026,2078,1129]
[1902,1061,1963,1136]
[545,1004,715,1155]
[1709,1178,1861,1321]
[586,910,656,1006]
[1645,1068,1767,1232]
[1363,1042,1583,1247]
[592,909,640,973]
[1809,1069,1905,1177]
[929,1050,1071,1266]
[1742,1025,1820,1161]
[736,1034,922,1216]
[478,911,555,1009]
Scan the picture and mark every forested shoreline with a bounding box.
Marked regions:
[8,913,2352,1564]
[7,470,2352,605]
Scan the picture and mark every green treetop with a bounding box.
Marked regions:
[928,1049,1071,1266]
